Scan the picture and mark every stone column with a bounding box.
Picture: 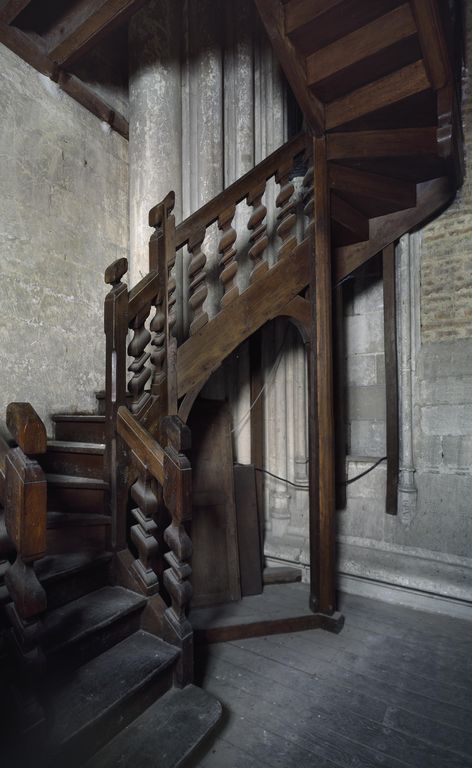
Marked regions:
[128,0,183,287]
[396,233,418,524]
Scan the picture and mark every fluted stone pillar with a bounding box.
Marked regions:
[129,0,182,287]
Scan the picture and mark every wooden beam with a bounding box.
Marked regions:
[333,284,347,510]
[335,176,452,282]
[306,4,416,86]
[117,406,165,486]
[177,238,311,399]
[0,0,31,24]
[254,0,325,136]
[329,165,417,209]
[0,23,129,139]
[331,194,369,241]
[327,128,439,160]
[383,244,399,516]
[410,0,450,90]
[325,60,430,130]
[284,0,344,35]
[309,136,336,616]
[45,0,147,67]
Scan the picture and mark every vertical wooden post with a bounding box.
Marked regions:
[308,136,336,616]
[334,284,347,510]
[383,243,399,515]
[250,332,264,563]
[104,257,129,551]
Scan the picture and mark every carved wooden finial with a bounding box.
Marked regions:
[148,190,176,228]
[104,257,128,286]
[163,415,191,453]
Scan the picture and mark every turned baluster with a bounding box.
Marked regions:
[247,184,269,283]
[162,416,193,687]
[129,463,159,595]
[218,204,238,307]
[187,227,208,335]
[128,308,152,413]
[302,160,315,238]
[275,163,297,260]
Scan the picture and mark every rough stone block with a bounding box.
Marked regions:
[350,420,386,457]
[419,376,472,406]
[346,312,384,355]
[421,404,472,436]
[347,385,386,421]
[442,436,472,469]
[346,354,377,387]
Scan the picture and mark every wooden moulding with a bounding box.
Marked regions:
[6,402,47,455]
[0,22,129,139]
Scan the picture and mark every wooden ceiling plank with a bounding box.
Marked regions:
[254,0,325,136]
[335,176,452,281]
[285,0,345,35]
[327,128,438,159]
[0,0,31,25]
[46,0,147,67]
[306,4,416,86]
[410,0,450,89]
[331,194,369,241]
[329,165,417,208]
[325,60,430,130]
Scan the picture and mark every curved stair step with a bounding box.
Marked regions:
[84,683,222,768]
[42,585,146,669]
[46,511,111,555]
[52,414,105,444]
[34,551,112,609]
[42,441,105,479]
[46,474,108,515]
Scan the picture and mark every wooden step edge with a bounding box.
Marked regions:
[44,588,147,655]
[52,414,105,423]
[47,511,111,529]
[47,441,105,455]
[35,551,113,584]
[46,474,108,490]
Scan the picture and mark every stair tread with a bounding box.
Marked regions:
[84,684,222,768]
[47,511,111,528]
[42,586,146,653]
[52,414,105,422]
[34,551,112,582]
[46,474,108,490]
[51,630,180,746]
[47,440,105,455]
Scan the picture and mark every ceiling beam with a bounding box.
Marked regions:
[44,0,147,67]
[0,0,32,24]
[0,22,129,139]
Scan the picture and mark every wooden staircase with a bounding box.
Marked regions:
[0,1,464,766]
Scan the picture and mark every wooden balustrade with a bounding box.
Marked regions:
[148,132,312,336]
[0,404,48,668]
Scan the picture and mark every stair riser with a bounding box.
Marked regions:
[54,421,106,444]
[44,564,112,611]
[47,525,109,555]
[53,666,175,768]
[48,609,143,673]
[41,452,104,480]
[48,487,106,515]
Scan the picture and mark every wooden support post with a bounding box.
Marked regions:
[104,257,129,551]
[383,244,399,515]
[250,332,264,563]
[308,136,336,616]
[333,285,347,510]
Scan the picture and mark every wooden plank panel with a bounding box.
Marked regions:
[331,194,369,241]
[307,4,416,85]
[254,0,325,135]
[189,400,241,608]
[330,165,417,208]
[335,176,452,281]
[46,0,147,66]
[176,238,311,399]
[410,0,450,89]
[383,244,399,516]
[284,0,344,35]
[0,0,31,24]
[234,464,263,597]
[325,60,430,130]
[327,128,438,159]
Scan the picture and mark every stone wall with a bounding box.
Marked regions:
[0,44,129,434]
[338,5,472,614]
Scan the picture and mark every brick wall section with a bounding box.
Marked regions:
[421,2,472,342]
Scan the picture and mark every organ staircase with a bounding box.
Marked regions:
[0,1,464,765]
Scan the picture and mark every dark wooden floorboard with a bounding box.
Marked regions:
[191,587,472,767]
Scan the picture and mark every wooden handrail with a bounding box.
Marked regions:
[117,406,165,485]
[127,270,159,322]
[150,132,310,246]
[6,402,47,455]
